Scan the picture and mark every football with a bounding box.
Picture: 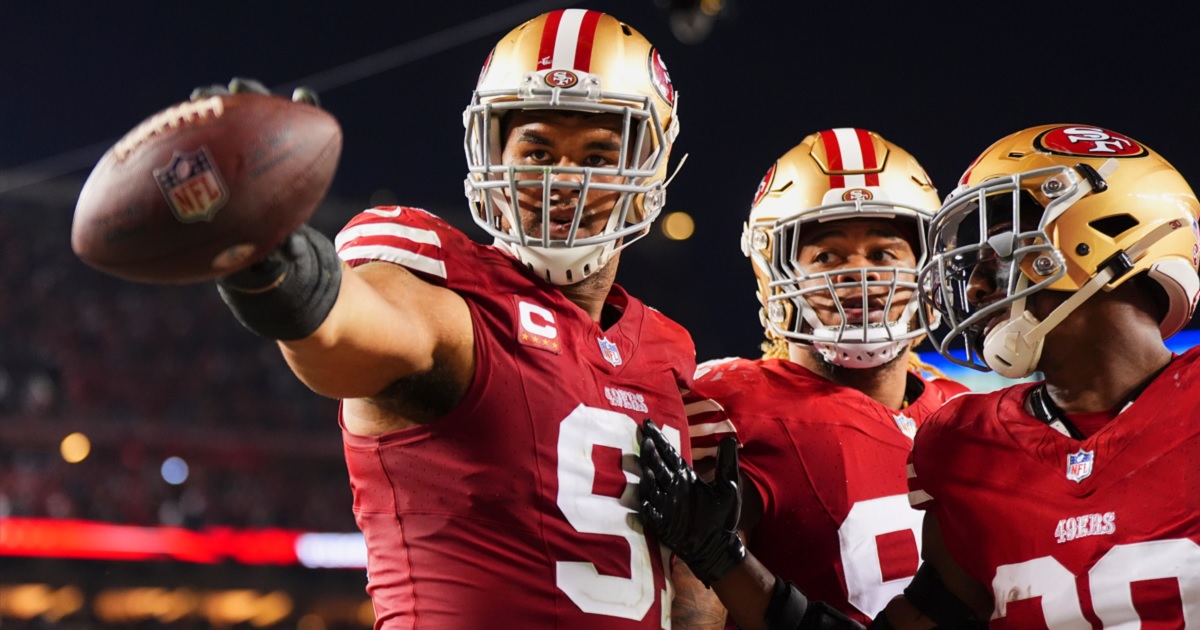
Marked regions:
[72,91,342,283]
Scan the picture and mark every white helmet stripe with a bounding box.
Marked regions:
[832,127,868,188]
[832,128,868,170]
[537,9,601,71]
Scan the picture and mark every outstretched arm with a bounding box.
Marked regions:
[204,81,475,408]
[217,221,473,405]
[274,258,473,402]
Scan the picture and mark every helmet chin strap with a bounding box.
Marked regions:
[814,338,909,369]
[981,276,1100,379]
[800,293,922,369]
[496,240,612,286]
[983,219,1183,378]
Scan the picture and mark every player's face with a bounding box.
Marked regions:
[795,218,918,328]
[961,200,1047,338]
[500,111,626,241]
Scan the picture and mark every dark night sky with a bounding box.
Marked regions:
[3,0,1199,360]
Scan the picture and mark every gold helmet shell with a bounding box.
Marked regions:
[923,124,1200,376]
[463,9,680,284]
[742,128,940,368]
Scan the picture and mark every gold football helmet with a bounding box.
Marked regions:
[920,124,1200,377]
[742,128,940,368]
[463,9,680,285]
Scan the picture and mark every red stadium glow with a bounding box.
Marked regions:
[0,518,366,569]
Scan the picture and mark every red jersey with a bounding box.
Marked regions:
[687,358,967,623]
[334,207,697,629]
[909,347,1200,628]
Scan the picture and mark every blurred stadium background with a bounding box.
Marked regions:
[3,0,1198,627]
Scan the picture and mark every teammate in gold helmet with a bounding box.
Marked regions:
[640,124,1200,630]
[666,129,966,628]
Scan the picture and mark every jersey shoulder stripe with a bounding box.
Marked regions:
[335,206,458,281]
[684,383,736,460]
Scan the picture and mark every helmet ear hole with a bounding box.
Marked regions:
[1089,214,1140,238]
[1145,260,1200,337]
[1131,273,1170,324]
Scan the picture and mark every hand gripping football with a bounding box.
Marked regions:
[71,91,342,283]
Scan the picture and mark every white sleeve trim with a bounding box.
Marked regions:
[338,244,447,279]
[689,419,737,438]
[684,398,725,416]
[334,222,442,250]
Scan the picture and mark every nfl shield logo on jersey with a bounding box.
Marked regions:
[1066,449,1095,483]
[893,413,917,440]
[597,337,622,366]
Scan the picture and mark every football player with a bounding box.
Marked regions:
[640,124,1200,629]
[211,10,695,628]
[671,129,967,629]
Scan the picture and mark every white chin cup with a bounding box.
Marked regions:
[813,338,909,369]
[982,311,1045,379]
[495,240,612,286]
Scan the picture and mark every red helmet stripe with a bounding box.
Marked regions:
[536,10,566,70]
[855,128,881,186]
[822,128,882,189]
[536,9,601,72]
[819,129,846,188]
[573,10,602,72]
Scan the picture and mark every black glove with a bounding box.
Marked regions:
[191,76,319,106]
[215,224,342,340]
[639,418,746,586]
[217,225,323,292]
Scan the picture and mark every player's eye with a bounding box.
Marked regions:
[526,149,553,163]
[583,154,615,168]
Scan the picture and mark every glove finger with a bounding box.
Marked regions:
[642,418,683,473]
[715,437,742,530]
[190,84,231,100]
[641,437,673,492]
[229,77,270,95]
[640,501,663,530]
[291,87,320,107]
[639,464,658,501]
[714,437,739,488]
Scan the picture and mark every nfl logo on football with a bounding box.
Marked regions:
[153,147,228,224]
[597,337,622,367]
[1066,449,1094,483]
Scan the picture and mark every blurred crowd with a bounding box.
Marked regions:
[0,188,357,532]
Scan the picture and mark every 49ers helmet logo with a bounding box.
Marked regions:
[1035,126,1148,158]
[477,48,495,87]
[752,163,777,208]
[648,48,674,106]
[544,69,579,88]
[842,188,874,202]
